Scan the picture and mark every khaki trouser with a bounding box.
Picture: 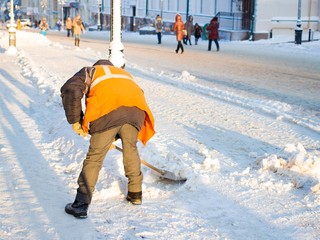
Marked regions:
[75,124,143,204]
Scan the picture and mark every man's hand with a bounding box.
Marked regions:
[72,122,86,137]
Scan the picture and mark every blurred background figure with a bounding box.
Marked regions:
[56,19,62,31]
[184,15,194,45]
[73,15,85,47]
[173,13,185,54]
[194,23,202,45]
[39,18,49,36]
[155,14,163,44]
[65,17,73,37]
[206,16,220,51]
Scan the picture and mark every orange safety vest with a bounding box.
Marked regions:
[82,65,155,145]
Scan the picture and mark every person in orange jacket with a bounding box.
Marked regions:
[65,17,73,37]
[60,59,155,218]
[72,15,85,46]
[173,13,185,54]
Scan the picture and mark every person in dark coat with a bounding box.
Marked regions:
[194,23,202,45]
[206,16,220,51]
[60,59,155,218]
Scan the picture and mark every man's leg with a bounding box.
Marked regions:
[214,39,220,51]
[208,39,212,51]
[75,127,120,204]
[118,124,143,202]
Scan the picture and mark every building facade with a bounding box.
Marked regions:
[80,0,320,40]
[1,0,319,40]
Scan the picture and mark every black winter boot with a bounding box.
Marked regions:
[65,200,88,218]
[126,191,142,205]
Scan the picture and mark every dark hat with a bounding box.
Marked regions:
[92,59,114,66]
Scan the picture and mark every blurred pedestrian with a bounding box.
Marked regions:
[194,23,202,45]
[56,19,62,31]
[173,14,185,54]
[72,16,79,37]
[73,15,85,47]
[61,59,155,218]
[155,14,163,44]
[16,19,22,30]
[65,17,72,37]
[184,15,194,45]
[39,17,49,36]
[206,16,220,51]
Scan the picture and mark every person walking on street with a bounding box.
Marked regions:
[155,14,163,44]
[72,16,78,37]
[206,16,220,51]
[56,19,62,31]
[184,15,194,45]
[73,15,85,47]
[65,17,72,37]
[60,59,155,218]
[194,23,202,45]
[39,17,49,36]
[173,14,185,54]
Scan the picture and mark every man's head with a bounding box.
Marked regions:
[93,59,125,69]
[92,59,114,66]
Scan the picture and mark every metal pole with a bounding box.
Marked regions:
[307,0,312,29]
[60,0,64,28]
[160,0,163,18]
[250,0,256,41]
[146,0,148,17]
[295,0,302,44]
[186,0,189,21]
[8,0,17,49]
[109,0,125,68]
[97,0,101,30]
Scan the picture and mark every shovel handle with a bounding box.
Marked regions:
[113,145,165,175]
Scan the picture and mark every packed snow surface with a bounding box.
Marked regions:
[0,29,319,239]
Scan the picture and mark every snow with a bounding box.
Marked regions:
[0,28,319,239]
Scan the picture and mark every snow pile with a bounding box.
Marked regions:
[179,70,197,82]
[256,143,320,191]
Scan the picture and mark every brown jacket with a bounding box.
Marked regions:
[206,17,219,40]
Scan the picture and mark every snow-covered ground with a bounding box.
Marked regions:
[0,28,319,240]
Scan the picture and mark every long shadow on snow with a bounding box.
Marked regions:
[0,66,98,238]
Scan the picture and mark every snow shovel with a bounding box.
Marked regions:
[112,144,187,182]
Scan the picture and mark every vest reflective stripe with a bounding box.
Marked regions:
[90,74,134,90]
[82,65,155,145]
[90,66,133,89]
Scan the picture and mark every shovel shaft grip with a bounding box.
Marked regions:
[140,159,165,175]
[113,145,165,175]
